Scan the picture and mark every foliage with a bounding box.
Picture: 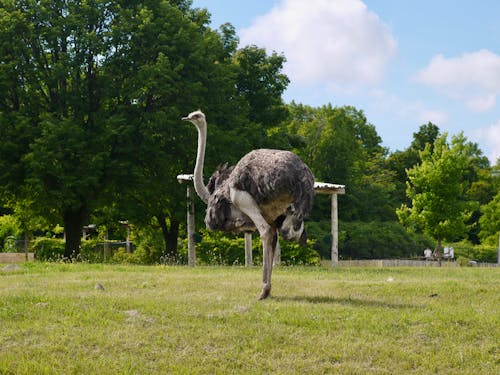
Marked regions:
[387,122,441,205]
[109,247,160,265]
[285,103,397,221]
[0,215,22,251]
[479,190,500,245]
[339,221,433,259]
[0,0,292,260]
[452,241,498,263]
[233,46,290,127]
[32,238,104,262]
[32,238,65,261]
[178,229,320,266]
[397,133,475,247]
[278,240,321,266]
[130,225,172,264]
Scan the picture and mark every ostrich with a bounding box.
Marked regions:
[182,110,315,299]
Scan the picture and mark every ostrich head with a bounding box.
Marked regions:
[182,110,206,129]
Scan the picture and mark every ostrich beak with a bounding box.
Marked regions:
[181,116,190,121]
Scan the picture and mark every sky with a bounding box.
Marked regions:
[192,0,500,164]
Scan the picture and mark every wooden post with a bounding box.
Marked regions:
[187,184,196,267]
[125,225,131,254]
[178,174,196,267]
[314,182,345,267]
[244,232,253,267]
[24,233,29,261]
[103,230,110,262]
[331,193,339,267]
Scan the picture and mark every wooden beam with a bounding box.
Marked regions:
[314,181,345,267]
[178,174,196,267]
[187,185,196,267]
[331,193,339,266]
[314,181,346,195]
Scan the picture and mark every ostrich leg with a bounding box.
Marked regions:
[260,227,278,300]
[230,188,276,299]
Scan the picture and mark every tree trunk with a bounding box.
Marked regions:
[434,238,442,267]
[63,206,87,260]
[157,214,179,261]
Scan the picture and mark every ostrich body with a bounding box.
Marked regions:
[182,110,314,299]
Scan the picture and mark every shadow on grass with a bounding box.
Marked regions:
[273,295,417,309]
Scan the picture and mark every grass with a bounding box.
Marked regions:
[0,263,499,374]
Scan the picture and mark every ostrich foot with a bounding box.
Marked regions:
[258,284,271,300]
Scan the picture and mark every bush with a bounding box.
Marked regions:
[452,241,498,263]
[32,238,65,261]
[279,239,320,266]
[80,240,102,262]
[131,226,169,264]
[178,229,320,266]
[0,215,22,252]
[32,238,103,262]
[339,221,433,259]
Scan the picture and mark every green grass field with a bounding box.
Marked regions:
[1,263,499,374]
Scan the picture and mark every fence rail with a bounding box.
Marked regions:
[0,252,35,263]
[335,259,497,267]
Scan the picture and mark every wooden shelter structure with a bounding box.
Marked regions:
[177,174,345,267]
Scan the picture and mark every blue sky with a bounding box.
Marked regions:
[192,0,500,163]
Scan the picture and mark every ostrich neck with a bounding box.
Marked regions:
[193,124,210,204]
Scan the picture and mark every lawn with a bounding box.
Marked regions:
[0,263,499,374]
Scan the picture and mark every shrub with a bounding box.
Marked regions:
[452,241,498,263]
[80,240,102,262]
[0,215,22,252]
[339,221,433,259]
[32,238,65,261]
[178,229,320,266]
[279,239,320,266]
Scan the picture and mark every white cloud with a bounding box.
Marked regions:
[239,0,397,89]
[371,89,448,126]
[472,120,500,164]
[416,49,500,113]
[465,95,496,112]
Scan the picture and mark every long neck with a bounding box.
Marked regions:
[193,123,211,204]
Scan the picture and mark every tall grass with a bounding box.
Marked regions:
[1,263,498,374]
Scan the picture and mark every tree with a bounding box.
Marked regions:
[397,133,474,253]
[478,190,500,245]
[0,0,295,260]
[0,0,121,258]
[387,122,441,205]
[0,0,233,259]
[285,103,393,221]
[233,45,289,128]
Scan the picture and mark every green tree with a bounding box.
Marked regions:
[285,103,393,221]
[387,122,441,205]
[397,133,474,253]
[233,45,289,128]
[0,0,233,259]
[478,190,500,245]
[0,0,121,258]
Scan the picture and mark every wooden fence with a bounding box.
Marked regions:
[335,259,497,267]
[0,252,35,263]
